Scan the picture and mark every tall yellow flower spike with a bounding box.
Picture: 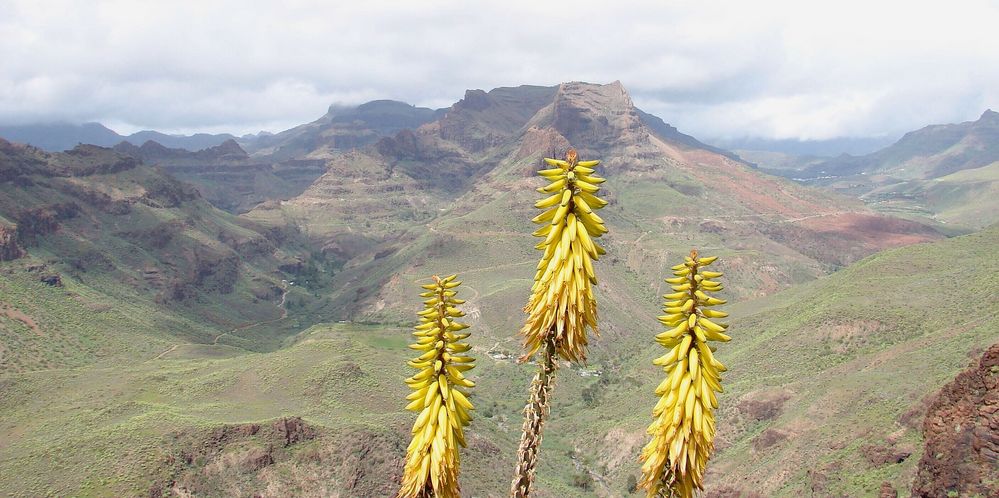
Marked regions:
[639,249,729,498]
[511,149,608,497]
[520,148,608,363]
[398,274,476,498]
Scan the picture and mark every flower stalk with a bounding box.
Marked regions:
[398,274,475,498]
[638,249,730,497]
[510,333,557,497]
[511,149,608,497]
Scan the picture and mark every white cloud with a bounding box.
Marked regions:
[1,0,997,139]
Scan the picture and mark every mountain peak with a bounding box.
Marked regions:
[212,138,247,157]
[556,80,634,107]
[980,108,999,122]
[550,81,643,151]
[139,140,171,154]
[455,89,491,111]
[326,99,429,117]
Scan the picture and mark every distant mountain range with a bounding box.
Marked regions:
[111,139,328,213]
[0,102,905,159]
[797,109,999,180]
[245,99,444,159]
[0,121,237,152]
[713,135,898,158]
[769,109,999,229]
[0,99,446,156]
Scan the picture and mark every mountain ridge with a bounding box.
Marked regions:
[247,81,946,331]
[0,122,239,153]
[800,109,999,180]
[766,109,999,229]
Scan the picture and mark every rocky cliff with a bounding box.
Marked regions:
[913,342,999,497]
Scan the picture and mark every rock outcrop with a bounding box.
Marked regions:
[912,343,999,497]
[151,417,405,498]
[0,225,24,261]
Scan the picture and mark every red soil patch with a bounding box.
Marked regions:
[737,388,793,422]
[796,212,942,249]
[752,428,792,452]
[0,304,42,336]
[760,213,943,267]
[664,144,841,218]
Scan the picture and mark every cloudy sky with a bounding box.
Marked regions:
[2,0,997,141]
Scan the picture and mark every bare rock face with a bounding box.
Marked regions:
[551,81,648,153]
[514,126,572,176]
[14,204,79,245]
[859,441,912,467]
[737,388,793,422]
[438,85,558,153]
[0,225,24,261]
[912,342,999,497]
[152,417,405,498]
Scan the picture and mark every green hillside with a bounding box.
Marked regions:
[780,110,999,229]
[863,161,999,229]
[666,223,999,495]
[1,225,994,497]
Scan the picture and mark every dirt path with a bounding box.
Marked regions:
[152,344,178,360]
[151,285,289,360]
[776,211,852,224]
[654,210,854,224]
[212,286,290,345]
[410,260,536,301]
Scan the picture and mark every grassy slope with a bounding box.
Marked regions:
[0,321,555,497]
[676,224,999,495]
[2,226,994,497]
[0,262,219,372]
[863,161,999,229]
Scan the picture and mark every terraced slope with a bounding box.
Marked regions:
[250,81,943,324]
[0,139,328,368]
